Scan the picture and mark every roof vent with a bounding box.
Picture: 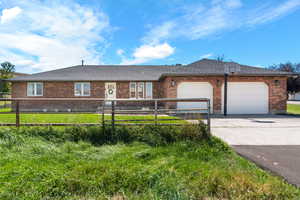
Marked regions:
[81,60,84,67]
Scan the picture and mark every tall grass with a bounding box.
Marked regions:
[11,122,210,146]
[0,124,299,199]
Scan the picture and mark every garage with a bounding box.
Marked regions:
[177,82,213,112]
[222,82,269,114]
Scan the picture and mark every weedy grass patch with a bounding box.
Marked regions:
[0,124,299,200]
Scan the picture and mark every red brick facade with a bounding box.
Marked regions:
[11,81,162,111]
[11,76,287,113]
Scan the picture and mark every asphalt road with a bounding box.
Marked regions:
[211,116,300,187]
[233,145,300,187]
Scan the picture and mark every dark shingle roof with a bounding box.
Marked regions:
[9,65,180,81]
[9,59,291,82]
[168,59,292,76]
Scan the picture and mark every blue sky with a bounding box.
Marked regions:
[0,0,300,73]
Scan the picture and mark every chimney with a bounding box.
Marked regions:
[81,60,84,67]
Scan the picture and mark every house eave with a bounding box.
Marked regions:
[8,79,161,82]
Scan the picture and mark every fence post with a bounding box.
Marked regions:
[154,100,158,126]
[207,99,211,133]
[102,100,105,131]
[111,100,115,132]
[16,100,20,128]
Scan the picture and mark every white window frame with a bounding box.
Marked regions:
[74,82,91,96]
[27,82,43,96]
[129,82,153,99]
[129,82,137,99]
[145,82,153,99]
[137,82,145,99]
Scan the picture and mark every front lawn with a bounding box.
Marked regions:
[0,107,11,113]
[0,126,299,199]
[287,104,300,114]
[0,113,185,124]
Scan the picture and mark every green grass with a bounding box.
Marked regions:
[288,104,300,114]
[0,113,186,124]
[0,107,11,113]
[0,126,299,199]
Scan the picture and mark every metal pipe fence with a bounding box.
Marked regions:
[0,98,211,132]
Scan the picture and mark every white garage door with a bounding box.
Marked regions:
[177,82,213,112]
[222,82,269,114]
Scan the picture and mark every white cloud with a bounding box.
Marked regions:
[0,6,22,24]
[142,22,175,45]
[200,53,213,59]
[182,5,232,40]
[224,0,242,9]
[133,43,174,59]
[143,0,239,43]
[0,0,111,72]
[143,0,300,43]
[124,0,300,65]
[247,0,300,25]
[121,43,175,65]
[254,64,265,68]
[0,33,99,70]
[116,49,124,56]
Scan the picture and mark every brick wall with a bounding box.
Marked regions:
[12,81,106,98]
[162,76,287,114]
[11,81,162,111]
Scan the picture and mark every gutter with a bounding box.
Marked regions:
[159,73,293,79]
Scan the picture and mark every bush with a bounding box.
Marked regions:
[10,123,210,146]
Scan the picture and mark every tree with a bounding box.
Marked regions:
[216,54,225,62]
[268,62,300,73]
[0,62,15,93]
[268,62,300,94]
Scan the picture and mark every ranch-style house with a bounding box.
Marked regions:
[9,59,291,114]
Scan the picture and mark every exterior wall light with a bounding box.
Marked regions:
[171,80,176,87]
[274,80,280,86]
[216,80,222,87]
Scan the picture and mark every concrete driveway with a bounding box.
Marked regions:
[211,115,300,187]
[212,115,300,145]
[288,101,300,105]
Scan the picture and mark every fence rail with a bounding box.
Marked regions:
[0,98,211,132]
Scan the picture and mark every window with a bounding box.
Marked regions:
[137,82,144,99]
[129,82,153,99]
[129,82,136,98]
[27,82,43,96]
[74,82,90,96]
[145,82,153,99]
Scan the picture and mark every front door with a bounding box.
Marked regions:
[105,82,116,100]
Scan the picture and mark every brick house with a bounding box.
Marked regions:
[9,59,290,114]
